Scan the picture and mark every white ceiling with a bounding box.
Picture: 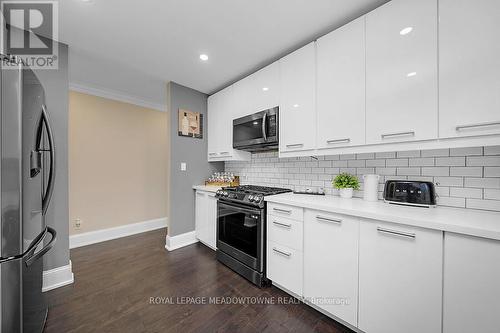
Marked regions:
[60,0,389,108]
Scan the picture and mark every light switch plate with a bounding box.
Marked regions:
[181,162,187,171]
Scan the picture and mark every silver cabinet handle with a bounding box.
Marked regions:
[272,220,292,229]
[381,131,415,139]
[316,215,342,224]
[286,143,304,148]
[377,227,415,239]
[208,152,218,156]
[220,151,230,155]
[272,247,291,257]
[456,121,500,131]
[273,208,292,214]
[327,138,350,144]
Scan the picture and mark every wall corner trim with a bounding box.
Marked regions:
[165,231,198,251]
[70,217,168,249]
[42,260,74,292]
[69,82,166,112]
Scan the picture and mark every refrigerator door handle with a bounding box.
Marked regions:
[40,104,56,216]
[24,227,56,267]
[0,228,47,264]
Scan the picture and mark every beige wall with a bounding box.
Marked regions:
[69,91,168,235]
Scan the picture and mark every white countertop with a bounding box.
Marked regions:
[265,193,500,241]
[193,185,221,193]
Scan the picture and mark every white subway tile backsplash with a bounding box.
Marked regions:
[386,159,409,167]
[435,157,466,166]
[484,167,500,177]
[484,146,500,156]
[357,153,375,159]
[466,199,500,212]
[467,156,500,166]
[397,167,421,176]
[409,158,434,167]
[225,146,500,212]
[438,196,466,208]
[464,178,500,189]
[484,189,500,200]
[450,167,483,177]
[422,167,450,176]
[421,149,449,157]
[375,151,396,159]
[366,159,386,167]
[397,150,421,158]
[449,187,483,199]
[450,147,483,156]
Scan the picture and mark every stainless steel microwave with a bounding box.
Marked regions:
[233,107,279,152]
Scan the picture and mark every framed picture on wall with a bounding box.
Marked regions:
[178,109,203,139]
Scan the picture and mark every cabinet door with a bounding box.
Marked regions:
[232,76,254,118]
[279,43,316,153]
[443,233,500,333]
[365,0,438,144]
[205,193,218,250]
[358,221,442,333]
[252,62,280,112]
[207,92,222,159]
[439,0,500,138]
[267,241,303,296]
[216,86,235,158]
[317,17,366,149]
[195,191,207,243]
[303,210,359,327]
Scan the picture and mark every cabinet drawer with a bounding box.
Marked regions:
[267,241,303,296]
[267,216,303,251]
[268,203,303,221]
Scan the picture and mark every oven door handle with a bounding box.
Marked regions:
[218,202,261,215]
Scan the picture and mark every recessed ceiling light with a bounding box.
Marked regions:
[407,72,417,77]
[293,104,300,108]
[199,54,208,61]
[262,87,269,91]
[400,27,413,35]
[81,0,93,3]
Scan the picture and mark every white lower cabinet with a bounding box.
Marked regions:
[303,210,359,327]
[443,233,500,333]
[195,190,217,249]
[358,221,442,333]
[267,204,304,296]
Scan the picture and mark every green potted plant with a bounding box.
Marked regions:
[333,173,360,199]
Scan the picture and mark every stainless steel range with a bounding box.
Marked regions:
[215,185,292,287]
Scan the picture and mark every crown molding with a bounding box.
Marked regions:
[69,82,166,112]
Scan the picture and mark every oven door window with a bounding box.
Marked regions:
[218,203,260,258]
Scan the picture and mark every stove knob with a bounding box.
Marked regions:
[249,195,254,201]
[224,191,229,197]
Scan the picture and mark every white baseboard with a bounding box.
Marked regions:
[165,230,198,251]
[42,260,74,292]
[70,217,168,249]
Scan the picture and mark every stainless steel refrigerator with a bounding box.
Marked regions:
[0,55,57,332]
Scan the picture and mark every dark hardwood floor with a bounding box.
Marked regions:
[44,229,354,333]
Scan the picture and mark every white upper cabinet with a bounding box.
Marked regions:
[252,62,280,113]
[317,17,366,149]
[279,42,316,153]
[232,75,254,118]
[439,0,500,138]
[365,0,438,144]
[207,86,250,161]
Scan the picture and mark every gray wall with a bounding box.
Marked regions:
[167,82,223,237]
[35,43,70,270]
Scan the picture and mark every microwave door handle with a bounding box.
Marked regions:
[41,104,56,216]
[262,113,267,141]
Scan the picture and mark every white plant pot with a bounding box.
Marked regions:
[339,188,354,199]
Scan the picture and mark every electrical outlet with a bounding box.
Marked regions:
[75,218,82,229]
